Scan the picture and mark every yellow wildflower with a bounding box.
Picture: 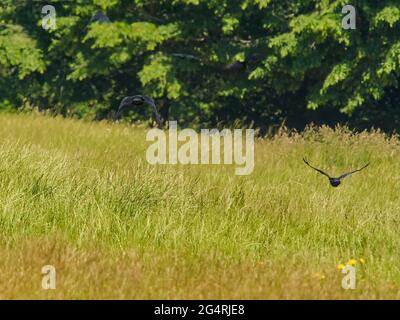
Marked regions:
[359,258,365,264]
[347,259,357,266]
[337,263,345,270]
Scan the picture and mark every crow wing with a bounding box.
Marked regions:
[142,95,163,128]
[303,158,331,178]
[115,96,133,119]
[338,163,370,180]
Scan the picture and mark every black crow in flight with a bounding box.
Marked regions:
[115,95,163,128]
[303,158,369,187]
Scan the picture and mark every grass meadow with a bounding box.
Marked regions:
[0,112,398,299]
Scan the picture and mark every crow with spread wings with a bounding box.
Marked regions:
[303,158,369,187]
[114,95,163,128]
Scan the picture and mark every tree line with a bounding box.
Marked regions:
[1,0,400,133]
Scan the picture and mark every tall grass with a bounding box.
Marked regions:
[0,113,398,299]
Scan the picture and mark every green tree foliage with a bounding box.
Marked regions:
[1,0,400,131]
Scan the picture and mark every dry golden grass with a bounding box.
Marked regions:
[0,113,398,299]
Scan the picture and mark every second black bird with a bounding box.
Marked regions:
[303,158,369,187]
